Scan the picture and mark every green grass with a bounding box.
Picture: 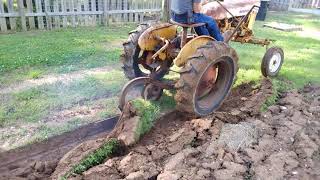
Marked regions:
[261,78,294,111]
[0,23,133,149]
[0,25,134,86]
[1,11,319,150]
[266,11,320,30]
[28,70,43,79]
[64,138,120,178]
[0,70,126,126]
[233,11,320,88]
[132,99,161,139]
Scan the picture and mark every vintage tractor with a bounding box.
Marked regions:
[119,0,284,117]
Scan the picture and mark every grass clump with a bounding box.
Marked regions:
[131,99,161,139]
[261,78,294,111]
[64,138,120,178]
[28,70,42,79]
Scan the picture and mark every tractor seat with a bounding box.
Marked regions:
[170,19,205,28]
[170,19,206,48]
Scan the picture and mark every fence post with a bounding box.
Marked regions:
[35,0,44,29]
[62,0,68,27]
[71,0,76,27]
[83,0,89,26]
[162,0,170,22]
[0,0,7,32]
[7,0,16,31]
[91,0,97,26]
[124,0,128,22]
[27,0,36,29]
[103,0,110,25]
[18,0,27,31]
[44,0,52,30]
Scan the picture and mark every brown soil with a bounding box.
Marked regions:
[67,79,319,180]
[2,79,320,180]
[0,117,118,180]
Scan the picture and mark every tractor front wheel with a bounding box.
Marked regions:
[261,47,284,77]
[175,42,239,117]
[120,22,169,80]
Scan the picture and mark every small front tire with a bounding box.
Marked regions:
[261,47,284,77]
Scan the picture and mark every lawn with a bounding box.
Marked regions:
[0,25,134,87]
[0,25,135,150]
[0,11,319,150]
[233,11,320,88]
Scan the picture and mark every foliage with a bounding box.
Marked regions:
[64,138,120,178]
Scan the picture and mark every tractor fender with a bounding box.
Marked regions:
[175,36,215,67]
[138,23,178,51]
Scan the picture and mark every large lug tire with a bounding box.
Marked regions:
[121,23,153,80]
[175,42,239,117]
[120,22,170,80]
[261,47,284,77]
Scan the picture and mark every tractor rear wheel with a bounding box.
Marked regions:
[175,42,239,117]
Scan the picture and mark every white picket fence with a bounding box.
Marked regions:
[0,0,163,32]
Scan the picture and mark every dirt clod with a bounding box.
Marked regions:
[1,81,319,180]
[76,82,319,180]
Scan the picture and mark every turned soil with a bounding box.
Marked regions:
[62,79,319,180]
[0,117,118,179]
[1,79,320,180]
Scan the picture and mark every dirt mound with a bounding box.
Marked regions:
[0,117,118,180]
[2,79,319,180]
[78,80,319,180]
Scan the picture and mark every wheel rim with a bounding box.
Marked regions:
[268,52,282,73]
[133,46,170,80]
[194,57,235,116]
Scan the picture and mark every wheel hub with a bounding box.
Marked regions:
[197,65,218,98]
[143,84,163,101]
[269,52,282,73]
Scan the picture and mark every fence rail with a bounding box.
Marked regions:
[0,0,163,32]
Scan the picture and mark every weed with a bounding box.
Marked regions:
[28,70,42,79]
[261,78,294,111]
[64,138,120,178]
